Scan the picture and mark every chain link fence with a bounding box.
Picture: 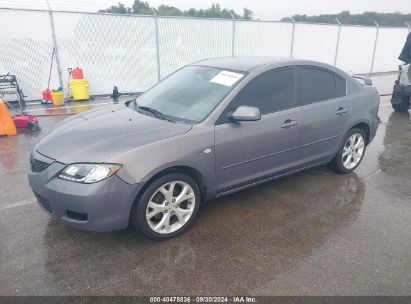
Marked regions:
[0,7,409,101]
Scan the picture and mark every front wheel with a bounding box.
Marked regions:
[329,128,366,174]
[131,173,201,240]
[391,94,410,112]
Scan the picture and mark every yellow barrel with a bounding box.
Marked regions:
[69,79,89,101]
[51,91,65,106]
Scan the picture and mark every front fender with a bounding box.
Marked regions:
[112,126,216,199]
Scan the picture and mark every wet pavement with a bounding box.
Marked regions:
[0,76,410,296]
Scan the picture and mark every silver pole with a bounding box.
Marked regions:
[290,16,296,58]
[334,18,342,66]
[370,21,380,75]
[151,7,161,82]
[46,0,63,89]
[229,12,235,57]
[406,22,411,34]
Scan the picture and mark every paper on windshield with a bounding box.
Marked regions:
[210,71,244,87]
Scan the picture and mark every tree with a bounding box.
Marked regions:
[157,5,183,16]
[281,11,411,27]
[131,0,152,15]
[98,1,254,20]
[243,8,253,20]
[98,2,130,14]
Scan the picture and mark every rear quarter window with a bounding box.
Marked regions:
[335,75,347,97]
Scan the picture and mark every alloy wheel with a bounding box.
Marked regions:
[342,133,365,170]
[146,181,196,234]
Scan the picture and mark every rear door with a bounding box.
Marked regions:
[297,66,350,165]
[214,68,302,193]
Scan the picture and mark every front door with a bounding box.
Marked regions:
[214,67,302,193]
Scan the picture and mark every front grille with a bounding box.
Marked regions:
[30,157,50,173]
[34,192,52,213]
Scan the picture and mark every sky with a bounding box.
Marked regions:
[2,0,411,20]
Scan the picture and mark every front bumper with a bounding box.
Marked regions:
[28,151,141,232]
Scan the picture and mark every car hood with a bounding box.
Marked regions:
[35,104,192,164]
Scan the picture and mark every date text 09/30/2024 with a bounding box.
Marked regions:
[149,296,257,303]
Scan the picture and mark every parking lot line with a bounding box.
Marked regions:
[0,198,35,211]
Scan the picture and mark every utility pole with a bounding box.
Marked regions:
[229,12,236,57]
[290,16,296,58]
[46,0,63,89]
[151,7,161,82]
[334,18,342,66]
[370,21,380,75]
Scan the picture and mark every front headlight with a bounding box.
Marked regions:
[58,163,122,183]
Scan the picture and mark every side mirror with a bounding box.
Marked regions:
[231,106,261,122]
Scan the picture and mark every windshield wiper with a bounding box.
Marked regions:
[126,98,138,110]
[126,99,174,122]
[137,106,174,122]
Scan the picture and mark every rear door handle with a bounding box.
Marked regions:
[336,107,348,115]
[281,119,298,129]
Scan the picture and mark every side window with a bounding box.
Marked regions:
[335,75,346,97]
[299,67,340,105]
[217,68,296,123]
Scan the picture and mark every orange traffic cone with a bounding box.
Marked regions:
[0,98,17,136]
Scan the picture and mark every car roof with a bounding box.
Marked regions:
[192,56,298,72]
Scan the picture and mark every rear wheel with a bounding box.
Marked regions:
[131,173,201,240]
[329,128,366,174]
[391,94,410,112]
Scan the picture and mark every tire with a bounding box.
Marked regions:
[131,173,201,240]
[329,128,367,174]
[391,94,410,112]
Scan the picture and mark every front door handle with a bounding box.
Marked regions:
[281,119,298,129]
[336,107,348,115]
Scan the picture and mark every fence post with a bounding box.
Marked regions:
[46,0,63,90]
[334,18,342,66]
[151,7,161,82]
[290,16,296,58]
[229,12,236,57]
[406,22,411,34]
[370,21,380,75]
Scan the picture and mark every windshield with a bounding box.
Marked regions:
[131,65,245,123]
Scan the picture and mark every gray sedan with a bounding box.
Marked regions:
[29,56,380,240]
